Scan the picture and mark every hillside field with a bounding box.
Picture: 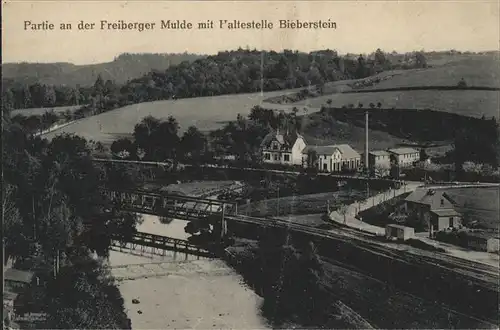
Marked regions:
[296,90,499,119]
[294,55,499,119]
[365,55,499,89]
[41,90,297,145]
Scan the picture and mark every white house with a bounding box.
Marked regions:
[261,130,306,166]
[388,147,420,168]
[364,150,391,177]
[336,144,362,171]
[301,144,361,172]
[301,145,343,171]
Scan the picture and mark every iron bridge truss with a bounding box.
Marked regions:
[100,188,237,221]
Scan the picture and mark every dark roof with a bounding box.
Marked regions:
[260,130,303,149]
[302,145,339,155]
[388,147,420,155]
[386,224,414,230]
[368,150,390,157]
[4,269,34,284]
[430,209,461,217]
[335,144,361,159]
[405,189,456,207]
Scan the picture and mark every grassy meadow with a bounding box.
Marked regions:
[295,89,499,119]
[41,90,296,145]
[445,187,499,232]
[298,55,499,119]
[366,55,499,89]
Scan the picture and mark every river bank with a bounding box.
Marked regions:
[108,250,269,329]
[108,214,269,329]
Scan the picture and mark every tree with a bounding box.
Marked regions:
[41,111,58,131]
[374,48,386,66]
[43,85,57,107]
[25,115,42,134]
[356,55,367,78]
[133,116,180,161]
[457,78,467,88]
[44,257,131,329]
[180,126,207,161]
[2,88,15,115]
[93,74,105,110]
[415,52,427,68]
[306,149,318,169]
[22,85,32,108]
[2,116,135,329]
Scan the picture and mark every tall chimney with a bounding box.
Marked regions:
[365,109,369,176]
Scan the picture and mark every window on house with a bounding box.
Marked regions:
[284,154,290,161]
[449,217,454,227]
[323,163,328,170]
[440,198,444,206]
[272,143,278,150]
[264,153,270,160]
[274,154,279,161]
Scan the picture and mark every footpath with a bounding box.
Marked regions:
[328,181,421,236]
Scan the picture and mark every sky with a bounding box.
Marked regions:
[2,1,499,64]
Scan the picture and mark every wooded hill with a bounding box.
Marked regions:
[4,48,423,111]
[2,52,204,87]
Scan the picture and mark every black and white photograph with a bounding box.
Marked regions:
[2,1,499,329]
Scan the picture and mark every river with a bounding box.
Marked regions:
[108,214,269,329]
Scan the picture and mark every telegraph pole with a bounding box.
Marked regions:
[260,51,264,97]
[365,109,370,197]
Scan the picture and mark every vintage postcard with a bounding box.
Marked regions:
[2,1,499,329]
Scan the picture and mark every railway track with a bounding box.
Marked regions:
[321,256,499,328]
[228,214,499,287]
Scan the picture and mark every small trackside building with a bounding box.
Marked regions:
[385,224,415,241]
[429,208,462,233]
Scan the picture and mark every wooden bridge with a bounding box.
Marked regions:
[112,231,216,259]
[101,188,237,221]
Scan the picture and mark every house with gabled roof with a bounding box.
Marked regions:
[388,147,420,168]
[301,145,343,172]
[301,144,361,172]
[260,129,306,166]
[403,188,462,236]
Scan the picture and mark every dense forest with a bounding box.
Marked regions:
[2,110,141,328]
[2,52,205,86]
[2,48,427,112]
